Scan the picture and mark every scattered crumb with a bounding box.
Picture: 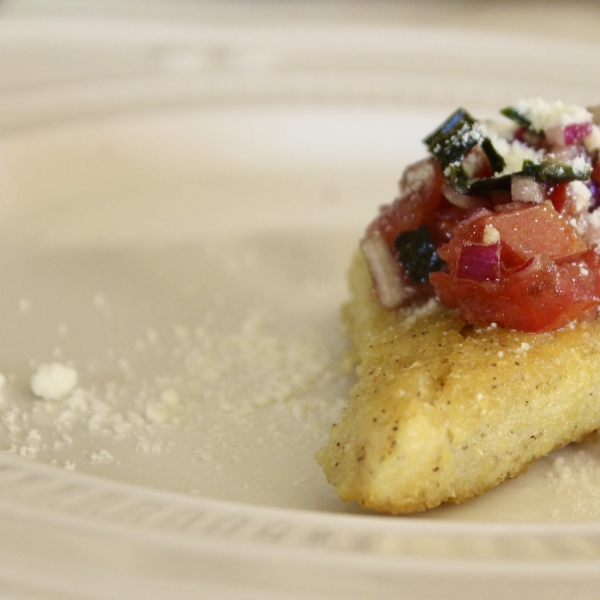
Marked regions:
[31,363,78,401]
[90,449,114,464]
[0,293,345,500]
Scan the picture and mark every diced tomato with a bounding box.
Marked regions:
[592,159,600,186]
[429,199,597,331]
[434,203,468,244]
[430,254,600,332]
[437,202,586,272]
[548,182,570,216]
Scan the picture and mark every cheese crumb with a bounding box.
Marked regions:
[91,449,114,464]
[487,134,542,176]
[567,181,592,215]
[31,363,78,401]
[482,224,500,245]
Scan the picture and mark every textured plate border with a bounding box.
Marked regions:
[1,451,600,600]
[0,15,599,133]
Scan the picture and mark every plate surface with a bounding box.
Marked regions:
[1,11,600,600]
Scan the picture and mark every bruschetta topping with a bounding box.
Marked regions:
[363,99,600,332]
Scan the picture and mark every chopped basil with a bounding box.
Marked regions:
[469,174,513,194]
[394,227,445,285]
[480,138,506,174]
[443,163,469,194]
[424,108,483,170]
[427,106,593,196]
[500,106,536,131]
[424,108,505,193]
[520,159,592,183]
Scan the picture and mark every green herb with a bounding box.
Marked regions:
[520,159,592,183]
[480,138,506,174]
[444,164,470,194]
[424,108,483,170]
[427,106,592,197]
[424,108,505,194]
[394,227,445,285]
[469,174,512,194]
[500,106,535,130]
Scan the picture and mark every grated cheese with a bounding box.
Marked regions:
[482,224,500,245]
[1,303,344,485]
[486,133,542,176]
[31,363,78,401]
[512,98,592,131]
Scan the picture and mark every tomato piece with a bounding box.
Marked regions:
[368,158,445,247]
[431,201,597,331]
[431,255,599,332]
[480,202,585,260]
[548,182,570,216]
[438,201,586,271]
[592,159,600,186]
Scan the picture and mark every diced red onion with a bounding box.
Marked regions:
[441,181,485,210]
[360,230,408,309]
[565,122,593,145]
[546,122,593,147]
[511,175,545,204]
[456,242,500,281]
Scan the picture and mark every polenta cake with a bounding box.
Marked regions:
[316,99,600,513]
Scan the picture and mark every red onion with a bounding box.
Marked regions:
[360,230,408,309]
[546,122,593,147]
[511,175,545,204]
[456,242,500,281]
[565,122,593,145]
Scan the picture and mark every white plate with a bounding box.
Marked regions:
[1,12,600,600]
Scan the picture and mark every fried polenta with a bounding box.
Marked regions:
[315,251,600,513]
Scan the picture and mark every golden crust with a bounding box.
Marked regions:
[315,250,600,513]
